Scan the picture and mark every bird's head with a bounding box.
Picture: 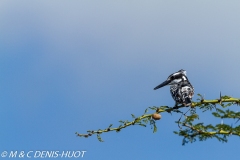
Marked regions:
[154,69,187,90]
[178,69,187,76]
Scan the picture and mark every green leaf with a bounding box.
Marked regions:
[144,108,148,114]
[139,124,146,127]
[212,112,221,117]
[216,108,225,114]
[119,120,124,123]
[153,124,157,133]
[149,106,157,110]
[131,114,136,118]
[224,103,233,107]
[222,95,231,99]
[143,118,149,124]
[185,114,199,122]
[97,134,104,142]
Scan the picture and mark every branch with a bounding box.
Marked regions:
[76,94,240,143]
[183,123,240,136]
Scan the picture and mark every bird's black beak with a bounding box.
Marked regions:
[154,80,171,90]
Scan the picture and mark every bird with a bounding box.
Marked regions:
[154,69,194,106]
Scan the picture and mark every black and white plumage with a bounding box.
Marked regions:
[154,69,194,106]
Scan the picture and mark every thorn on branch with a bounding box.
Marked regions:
[218,91,222,105]
[199,94,204,102]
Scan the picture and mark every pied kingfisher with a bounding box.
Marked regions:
[154,69,194,106]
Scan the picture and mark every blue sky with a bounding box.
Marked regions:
[1,1,240,159]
